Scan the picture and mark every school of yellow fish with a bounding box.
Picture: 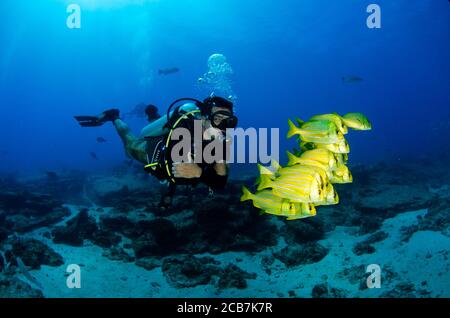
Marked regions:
[241,112,372,221]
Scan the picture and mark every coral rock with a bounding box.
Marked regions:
[218,264,257,290]
[162,255,221,288]
[0,275,44,298]
[10,238,64,270]
[52,209,98,246]
[135,257,162,271]
[274,243,329,267]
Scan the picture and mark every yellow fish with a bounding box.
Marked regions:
[241,186,318,219]
[342,113,372,131]
[259,202,317,220]
[286,203,317,220]
[310,113,348,135]
[334,153,349,165]
[279,165,329,186]
[266,202,295,217]
[287,119,343,144]
[259,160,329,187]
[330,165,353,184]
[269,158,282,173]
[286,158,333,179]
[300,139,350,154]
[315,183,339,206]
[286,151,336,172]
[258,163,276,176]
[257,174,324,203]
[241,186,293,216]
[298,149,336,167]
[332,139,350,154]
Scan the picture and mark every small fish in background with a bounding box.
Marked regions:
[96,137,107,143]
[158,67,180,76]
[90,152,98,160]
[342,76,363,83]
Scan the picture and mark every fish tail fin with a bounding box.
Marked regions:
[259,164,274,176]
[286,151,299,166]
[287,119,300,139]
[240,186,253,202]
[257,174,273,191]
[270,159,282,173]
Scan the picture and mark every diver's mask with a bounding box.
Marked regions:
[209,110,238,131]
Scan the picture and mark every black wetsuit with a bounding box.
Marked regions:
[144,109,228,192]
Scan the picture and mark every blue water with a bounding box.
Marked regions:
[1,0,449,175]
[1,0,450,299]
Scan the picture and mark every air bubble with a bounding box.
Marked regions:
[198,53,237,104]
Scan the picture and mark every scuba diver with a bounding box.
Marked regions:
[74,96,238,207]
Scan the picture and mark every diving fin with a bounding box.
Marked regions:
[74,117,105,127]
[74,109,120,127]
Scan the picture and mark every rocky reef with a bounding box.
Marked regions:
[97,183,279,259]
[0,191,70,233]
[0,275,44,298]
[0,157,448,298]
[161,255,256,290]
[0,237,63,297]
[274,243,329,267]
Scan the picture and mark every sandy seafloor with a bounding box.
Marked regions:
[1,159,449,298]
[25,208,449,298]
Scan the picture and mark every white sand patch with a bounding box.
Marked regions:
[30,244,158,298]
[25,209,449,298]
